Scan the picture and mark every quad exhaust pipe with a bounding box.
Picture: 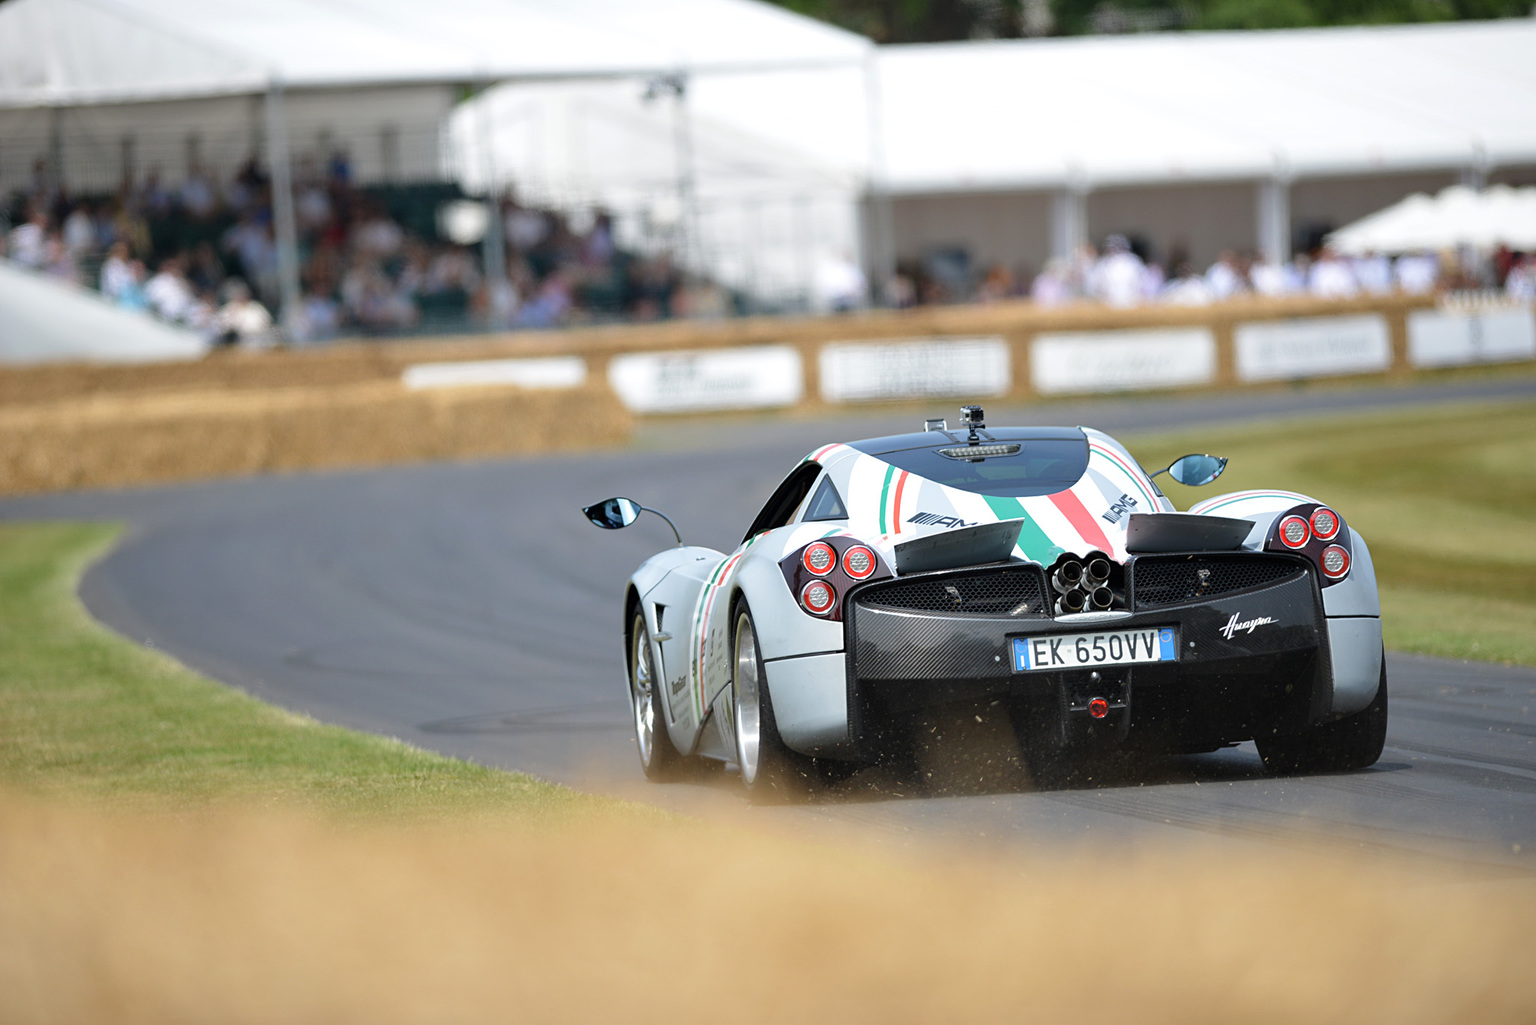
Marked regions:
[1050,552,1122,615]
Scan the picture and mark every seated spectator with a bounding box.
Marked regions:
[1394,251,1440,295]
[213,279,276,348]
[1160,262,1214,305]
[7,208,48,269]
[1308,248,1358,299]
[1505,255,1535,302]
[1351,250,1393,295]
[1249,255,1301,297]
[100,242,139,304]
[1089,235,1145,307]
[813,250,866,312]
[1030,258,1073,306]
[145,255,197,323]
[1204,250,1246,301]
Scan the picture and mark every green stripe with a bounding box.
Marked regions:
[983,495,1062,565]
[1199,492,1301,514]
[877,464,896,534]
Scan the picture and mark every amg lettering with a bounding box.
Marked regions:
[1100,492,1140,525]
[907,511,979,529]
[1220,612,1277,640]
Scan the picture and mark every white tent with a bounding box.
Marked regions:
[0,0,871,329]
[0,261,208,364]
[1330,185,1536,254]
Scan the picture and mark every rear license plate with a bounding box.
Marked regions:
[1012,627,1177,672]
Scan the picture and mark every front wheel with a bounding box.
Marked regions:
[1257,652,1388,774]
[630,610,682,780]
[732,603,812,800]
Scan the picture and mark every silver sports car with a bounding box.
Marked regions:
[585,406,1386,797]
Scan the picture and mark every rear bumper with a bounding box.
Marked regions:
[845,562,1340,755]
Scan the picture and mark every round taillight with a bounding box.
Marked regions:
[801,579,836,615]
[802,542,836,576]
[1310,507,1340,541]
[1320,544,1350,579]
[1088,698,1109,720]
[842,545,876,580]
[1278,515,1310,549]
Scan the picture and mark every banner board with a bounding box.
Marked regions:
[1030,328,1216,395]
[1234,315,1391,381]
[1407,307,1536,367]
[607,346,803,413]
[819,337,1010,402]
[402,356,587,391]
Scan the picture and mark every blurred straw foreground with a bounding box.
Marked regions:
[2,794,1533,1025]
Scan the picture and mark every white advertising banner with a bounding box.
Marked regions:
[1234,315,1391,381]
[1030,328,1216,395]
[402,356,587,390]
[1407,307,1536,367]
[607,346,803,414]
[819,337,1010,402]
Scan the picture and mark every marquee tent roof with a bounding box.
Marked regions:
[866,19,1536,193]
[1329,184,1536,254]
[0,0,872,109]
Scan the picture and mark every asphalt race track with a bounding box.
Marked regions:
[4,375,1535,872]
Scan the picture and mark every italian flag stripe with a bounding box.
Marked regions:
[1050,488,1116,556]
[877,464,896,535]
[1089,442,1158,510]
[982,495,1057,564]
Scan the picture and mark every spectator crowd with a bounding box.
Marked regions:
[1,154,704,346]
[5,155,1535,346]
[896,233,1536,309]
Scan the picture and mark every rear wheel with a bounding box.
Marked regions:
[630,610,682,780]
[1258,652,1388,775]
[732,603,812,800]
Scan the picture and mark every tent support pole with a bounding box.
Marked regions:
[477,79,507,319]
[265,78,303,337]
[1050,185,1087,261]
[1258,174,1291,266]
[862,52,893,307]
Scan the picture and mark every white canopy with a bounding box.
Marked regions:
[0,262,208,364]
[1329,185,1536,254]
[872,19,1536,193]
[0,0,871,108]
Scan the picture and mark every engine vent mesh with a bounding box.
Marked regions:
[1132,555,1304,608]
[856,568,1049,617]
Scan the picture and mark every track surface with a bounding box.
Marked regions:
[4,376,1535,870]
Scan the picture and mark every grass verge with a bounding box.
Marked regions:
[1142,397,1536,666]
[0,521,610,819]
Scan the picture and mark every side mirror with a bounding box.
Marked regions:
[1159,454,1228,487]
[583,497,642,530]
[581,497,683,545]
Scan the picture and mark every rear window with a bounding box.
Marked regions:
[854,435,1089,498]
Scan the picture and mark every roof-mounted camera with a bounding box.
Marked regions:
[960,405,985,443]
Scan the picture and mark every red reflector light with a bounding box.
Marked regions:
[1320,544,1351,579]
[801,579,836,615]
[1278,515,1310,549]
[842,545,876,580]
[1310,507,1340,541]
[802,542,836,576]
[1088,698,1109,719]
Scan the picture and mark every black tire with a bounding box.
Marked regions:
[1257,651,1388,775]
[731,602,813,801]
[629,609,683,781]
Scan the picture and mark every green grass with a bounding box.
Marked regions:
[0,522,620,818]
[1138,398,1536,666]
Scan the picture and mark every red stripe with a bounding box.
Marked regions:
[811,443,840,462]
[891,471,909,534]
[1049,489,1116,555]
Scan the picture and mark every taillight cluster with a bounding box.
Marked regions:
[780,539,888,621]
[1266,503,1351,584]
